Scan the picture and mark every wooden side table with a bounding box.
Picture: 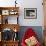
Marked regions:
[2,40,19,46]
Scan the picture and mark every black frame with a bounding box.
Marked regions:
[24,8,37,19]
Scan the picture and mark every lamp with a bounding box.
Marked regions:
[15,0,17,7]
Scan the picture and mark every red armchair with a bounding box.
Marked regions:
[21,28,41,46]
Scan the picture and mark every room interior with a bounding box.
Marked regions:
[0,0,45,46]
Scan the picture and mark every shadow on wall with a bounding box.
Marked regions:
[18,26,43,44]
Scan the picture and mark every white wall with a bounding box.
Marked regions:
[19,0,44,26]
[0,0,44,26]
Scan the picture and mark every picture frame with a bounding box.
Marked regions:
[24,8,37,19]
[2,10,9,15]
[9,10,18,15]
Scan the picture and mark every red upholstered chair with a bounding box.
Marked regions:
[21,28,41,46]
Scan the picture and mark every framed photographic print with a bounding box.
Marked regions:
[2,10,9,15]
[24,8,37,19]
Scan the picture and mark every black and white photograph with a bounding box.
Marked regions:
[24,8,37,19]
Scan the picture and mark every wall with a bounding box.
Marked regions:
[0,0,44,26]
[19,0,44,26]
